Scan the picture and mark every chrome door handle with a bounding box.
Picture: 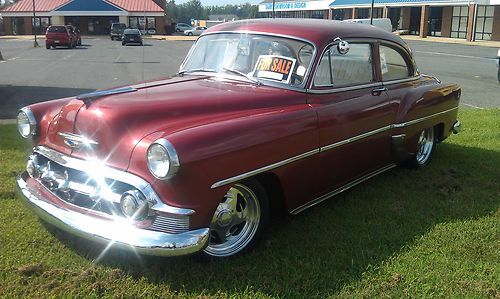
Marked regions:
[371,87,388,96]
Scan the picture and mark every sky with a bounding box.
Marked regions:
[174,0,262,5]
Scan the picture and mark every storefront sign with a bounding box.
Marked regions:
[260,0,330,12]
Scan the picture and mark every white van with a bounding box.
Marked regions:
[344,18,393,32]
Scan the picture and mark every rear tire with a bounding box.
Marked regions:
[497,68,499,83]
[45,44,50,49]
[201,179,269,259]
[408,127,436,168]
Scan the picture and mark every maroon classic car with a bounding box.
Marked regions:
[16,19,461,258]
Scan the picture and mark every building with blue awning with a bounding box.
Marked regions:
[0,0,166,35]
[259,0,499,41]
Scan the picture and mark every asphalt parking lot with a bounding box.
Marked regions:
[0,36,498,119]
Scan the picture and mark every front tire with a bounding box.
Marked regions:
[202,179,269,258]
[409,127,436,167]
[188,32,193,36]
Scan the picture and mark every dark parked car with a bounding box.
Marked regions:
[66,25,81,46]
[45,25,76,49]
[497,49,499,82]
[17,19,461,259]
[110,22,126,40]
[121,29,143,46]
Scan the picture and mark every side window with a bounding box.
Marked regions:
[379,45,413,81]
[314,43,373,87]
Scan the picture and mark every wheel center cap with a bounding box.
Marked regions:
[216,209,233,227]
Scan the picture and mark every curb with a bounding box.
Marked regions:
[0,119,16,124]
[401,35,500,47]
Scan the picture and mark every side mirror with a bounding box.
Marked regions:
[334,37,350,55]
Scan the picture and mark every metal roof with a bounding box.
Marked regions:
[107,0,163,12]
[0,0,163,13]
[1,0,69,12]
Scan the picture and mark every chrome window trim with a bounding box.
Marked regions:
[34,146,194,216]
[309,38,378,90]
[179,31,317,91]
[382,75,421,86]
[290,163,397,214]
[210,148,319,189]
[307,82,383,95]
[211,106,458,189]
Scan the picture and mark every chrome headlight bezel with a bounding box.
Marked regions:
[17,107,37,138]
[146,138,180,180]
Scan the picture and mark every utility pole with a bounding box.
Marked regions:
[272,0,275,19]
[32,0,39,47]
[370,0,375,24]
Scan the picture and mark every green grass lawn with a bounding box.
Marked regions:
[0,109,498,298]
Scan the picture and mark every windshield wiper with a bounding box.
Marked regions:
[177,68,216,76]
[221,67,261,85]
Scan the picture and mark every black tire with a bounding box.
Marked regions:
[45,44,50,49]
[497,68,499,83]
[110,36,114,40]
[188,32,193,36]
[139,42,143,46]
[407,127,436,168]
[78,39,81,46]
[200,178,269,259]
[122,42,126,46]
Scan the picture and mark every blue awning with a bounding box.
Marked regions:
[330,0,463,7]
[55,0,124,11]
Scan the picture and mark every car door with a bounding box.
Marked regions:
[307,40,398,199]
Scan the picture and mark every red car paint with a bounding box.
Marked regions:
[20,19,460,254]
[45,25,76,49]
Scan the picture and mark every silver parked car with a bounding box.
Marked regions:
[184,26,207,36]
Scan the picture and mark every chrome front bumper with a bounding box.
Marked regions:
[16,173,210,257]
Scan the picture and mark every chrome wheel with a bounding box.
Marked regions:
[415,128,435,165]
[204,183,262,257]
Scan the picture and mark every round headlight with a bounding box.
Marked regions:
[17,108,36,138]
[120,190,148,220]
[147,139,180,179]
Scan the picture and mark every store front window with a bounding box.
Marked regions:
[32,17,51,35]
[357,8,370,18]
[311,10,326,19]
[451,6,469,38]
[129,16,156,32]
[475,5,494,40]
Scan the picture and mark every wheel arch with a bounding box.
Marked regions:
[251,172,287,217]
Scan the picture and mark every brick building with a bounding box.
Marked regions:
[0,0,166,35]
[259,0,500,41]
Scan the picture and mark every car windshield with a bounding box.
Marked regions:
[180,33,315,87]
[124,29,140,35]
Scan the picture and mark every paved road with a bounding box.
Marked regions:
[406,40,499,109]
[0,37,193,119]
[0,37,498,119]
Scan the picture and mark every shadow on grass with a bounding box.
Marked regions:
[43,142,499,297]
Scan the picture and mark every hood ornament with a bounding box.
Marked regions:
[58,132,98,149]
[76,86,137,106]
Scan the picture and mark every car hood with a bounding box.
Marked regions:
[43,75,303,171]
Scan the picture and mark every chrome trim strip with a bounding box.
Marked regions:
[58,132,98,149]
[381,75,421,86]
[393,107,458,128]
[76,87,137,101]
[210,107,457,189]
[16,173,209,257]
[320,125,393,152]
[210,148,319,189]
[290,164,396,215]
[307,82,383,95]
[34,146,194,216]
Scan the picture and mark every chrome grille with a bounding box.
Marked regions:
[149,215,190,234]
[28,148,190,235]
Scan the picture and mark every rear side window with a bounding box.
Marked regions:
[47,26,67,33]
[314,43,373,87]
[379,45,413,81]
